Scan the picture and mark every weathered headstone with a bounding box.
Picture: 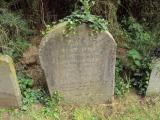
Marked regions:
[0,55,21,108]
[146,59,160,95]
[39,23,116,103]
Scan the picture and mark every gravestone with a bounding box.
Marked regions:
[146,59,160,95]
[39,23,117,103]
[0,55,21,108]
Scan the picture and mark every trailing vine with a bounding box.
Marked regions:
[42,0,108,36]
[64,0,108,34]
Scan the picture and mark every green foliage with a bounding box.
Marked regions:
[3,38,29,60]
[72,107,99,120]
[0,0,7,7]
[18,72,33,91]
[0,11,29,38]
[18,72,47,111]
[41,92,63,120]
[18,71,62,119]
[0,11,30,60]
[0,25,8,48]
[41,23,56,36]
[123,48,151,96]
[127,49,142,70]
[116,49,151,96]
[119,17,156,96]
[126,49,150,96]
[115,76,131,97]
[80,0,95,14]
[115,59,131,96]
[18,72,35,110]
[18,71,63,120]
[42,0,108,36]
[122,17,156,56]
[64,10,108,34]
[131,58,151,96]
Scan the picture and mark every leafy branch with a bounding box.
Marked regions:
[63,0,108,34]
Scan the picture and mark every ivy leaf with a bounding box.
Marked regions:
[127,49,142,60]
[134,60,141,67]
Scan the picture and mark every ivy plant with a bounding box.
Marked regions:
[42,0,108,36]
[63,0,108,34]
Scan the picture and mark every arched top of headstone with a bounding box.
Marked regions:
[41,22,116,48]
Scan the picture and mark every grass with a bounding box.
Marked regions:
[108,94,160,120]
[1,92,160,120]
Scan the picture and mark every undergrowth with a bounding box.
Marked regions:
[18,72,60,103]
[17,71,62,119]
[122,17,157,56]
[0,11,29,37]
[3,38,29,60]
[115,59,131,96]
[0,10,30,60]
[115,16,156,96]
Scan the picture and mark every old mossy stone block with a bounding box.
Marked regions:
[39,23,117,104]
[146,59,160,96]
[0,55,21,108]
